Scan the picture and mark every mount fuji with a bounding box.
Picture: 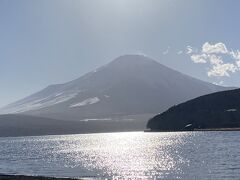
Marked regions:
[0,55,233,135]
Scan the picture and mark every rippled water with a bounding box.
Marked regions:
[0,132,240,179]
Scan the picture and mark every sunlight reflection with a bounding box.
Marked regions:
[53,132,190,179]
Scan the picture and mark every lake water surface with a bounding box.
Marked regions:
[0,132,240,179]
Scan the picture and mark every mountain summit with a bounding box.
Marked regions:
[0,55,232,122]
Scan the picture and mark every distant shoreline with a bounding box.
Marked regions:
[194,127,240,131]
[0,130,145,138]
[0,174,81,180]
[1,128,240,138]
[145,127,240,132]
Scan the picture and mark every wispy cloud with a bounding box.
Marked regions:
[177,50,183,55]
[186,46,193,54]
[163,46,170,55]
[187,42,240,77]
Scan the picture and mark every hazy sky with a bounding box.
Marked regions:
[0,0,240,107]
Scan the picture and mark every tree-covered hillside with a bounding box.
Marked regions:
[147,89,240,131]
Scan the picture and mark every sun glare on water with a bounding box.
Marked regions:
[51,132,190,179]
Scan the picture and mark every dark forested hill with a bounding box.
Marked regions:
[147,89,240,131]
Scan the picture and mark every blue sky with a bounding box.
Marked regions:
[0,0,240,107]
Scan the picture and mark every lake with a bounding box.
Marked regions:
[0,132,240,179]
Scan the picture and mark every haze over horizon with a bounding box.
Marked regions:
[1,0,240,107]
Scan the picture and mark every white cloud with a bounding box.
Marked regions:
[190,54,208,63]
[187,42,240,77]
[230,50,240,60]
[207,63,237,77]
[208,54,223,65]
[236,60,240,68]
[202,42,228,54]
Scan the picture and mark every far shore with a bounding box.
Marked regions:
[145,127,240,132]
[0,174,82,180]
[194,127,240,131]
[1,128,240,138]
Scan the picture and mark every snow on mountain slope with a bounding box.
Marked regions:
[70,97,100,107]
[0,55,233,120]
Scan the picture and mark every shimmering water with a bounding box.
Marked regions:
[0,132,240,179]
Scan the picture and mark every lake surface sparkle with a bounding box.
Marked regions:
[0,132,240,179]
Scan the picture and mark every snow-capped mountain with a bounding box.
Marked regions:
[0,55,232,120]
